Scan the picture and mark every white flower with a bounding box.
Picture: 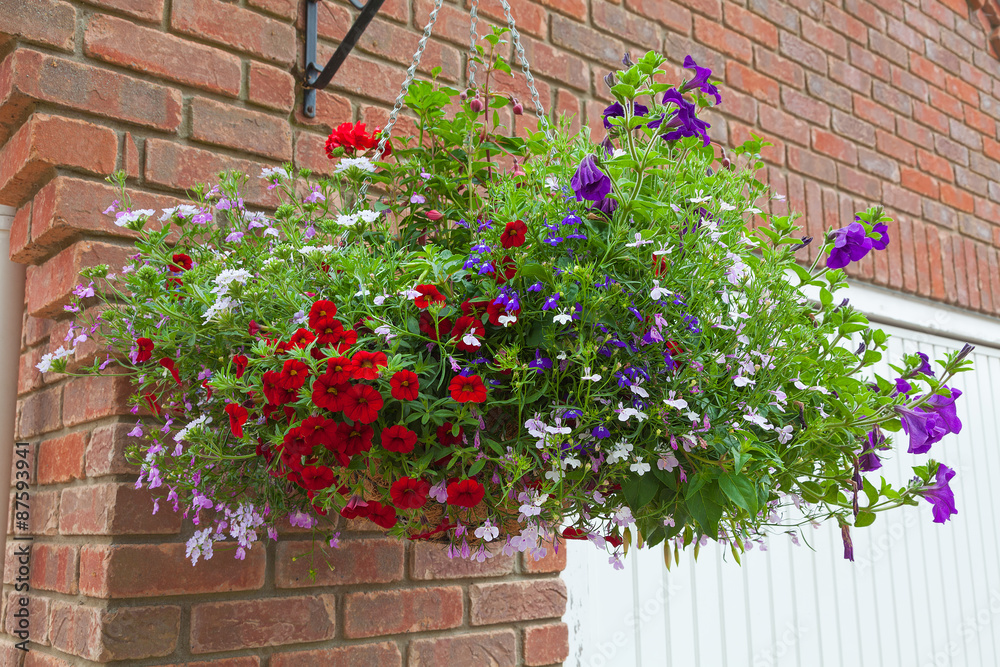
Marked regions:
[462,332,482,348]
[545,468,562,482]
[358,209,381,223]
[652,243,671,256]
[474,521,500,542]
[544,175,560,192]
[524,418,547,439]
[160,205,202,222]
[650,279,668,300]
[552,309,572,325]
[663,392,688,410]
[355,283,369,297]
[744,207,762,215]
[113,209,156,227]
[689,190,712,203]
[718,200,736,212]
[629,383,649,398]
[743,410,772,430]
[625,233,653,248]
[562,455,582,469]
[203,295,237,321]
[776,425,794,444]
[499,313,517,327]
[630,459,651,475]
[373,294,391,306]
[334,156,375,173]
[260,166,291,180]
[336,213,360,227]
[618,406,647,422]
[581,367,602,382]
[663,516,676,527]
[657,453,678,472]
[733,375,756,388]
[212,269,252,295]
[556,351,568,360]
[36,353,54,373]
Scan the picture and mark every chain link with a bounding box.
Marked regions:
[467,0,480,90]
[357,0,444,206]
[498,0,552,140]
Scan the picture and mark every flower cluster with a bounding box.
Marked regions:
[52,43,972,569]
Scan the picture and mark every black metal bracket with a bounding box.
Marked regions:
[303,0,388,118]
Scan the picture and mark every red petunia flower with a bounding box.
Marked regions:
[299,465,335,491]
[653,255,668,277]
[224,403,248,438]
[461,299,490,318]
[313,318,343,345]
[248,320,262,337]
[330,327,358,353]
[449,374,487,403]
[233,355,249,379]
[311,375,351,412]
[263,371,297,405]
[604,534,624,548]
[159,357,182,384]
[436,422,464,446]
[381,424,418,453]
[340,503,370,520]
[390,477,430,509]
[366,501,398,529]
[299,414,338,450]
[451,316,484,352]
[334,421,374,455]
[308,300,338,329]
[561,527,589,540]
[289,328,316,349]
[169,253,193,271]
[135,338,154,363]
[343,384,384,424]
[201,378,213,399]
[494,255,517,285]
[665,340,684,359]
[351,350,387,380]
[143,392,160,416]
[277,359,310,391]
[500,219,528,248]
[486,299,519,326]
[446,479,485,507]
[323,356,357,384]
[413,284,446,309]
[389,370,419,401]
[418,311,453,341]
[282,428,315,458]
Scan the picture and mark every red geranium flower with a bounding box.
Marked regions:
[486,299,519,326]
[381,424,418,453]
[500,219,528,248]
[351,350,387,379]
[277,359,310,392]
[494,255,517,285]
[390,477,430,509]
[366,501,398,529]
[308,300,338,329]
[418,311,453,341]
[263,371,296,405]
[437,422,464,446]
[446,479,485,507]
[299,465,335,491]
[311,375,351,412]
[653,255,668,277]
[343,384,384,424]
[451,316,484,352]
[299,414,338,450]
[325,121,380,156]
[224,403,248,438]
[135,338,153,363]
[334,421,374,455]
[159,357,182,384]
[169,253,193,271]
[323,356,357,384]
[413,284,446,309]
[389,370,419,401]
[248,320,262,337]
[449,374,487,403]
[233,355,249,379]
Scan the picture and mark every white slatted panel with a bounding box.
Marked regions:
[565,323,1000,667]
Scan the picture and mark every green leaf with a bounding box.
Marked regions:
[863,478,879,507]
[854,511,876,527]
[624,474,659,510]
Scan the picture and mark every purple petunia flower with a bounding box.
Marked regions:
[826,221,874,270]
[914,352,934,377]
[593,196,618,218]
[859,428,884,472]
[870,222,890,250]
[602,101,650,129]
[895,387,963,454]
[891,378,912,397]
[679,55,722,105]
[570,155,612,202]
[659,89,711,146]
[841,523,854,562]
[918,463,958,523]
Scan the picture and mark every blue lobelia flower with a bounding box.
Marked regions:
[570,155,612,203]
[528,350,552,374]
[543,293,561,311]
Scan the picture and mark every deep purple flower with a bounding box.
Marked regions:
[895,387,962,454]
[859,429,884,472]
[891,378,912,397]
[528,281,543,292]
[593,195,618,218]
[528,350,552,374]
[592,425,611,439]
[914,352,934,377]
[924,387,962,434]
[659,89,711,146]
[918,464,958,524]
[562,213,582,226]
[679,55,721,105]
[570,155,612,202]
[543,293,561,310]
[870,222,890,250]
[602,101,650,129]
[841,523,854,562]
[826,222,874,270]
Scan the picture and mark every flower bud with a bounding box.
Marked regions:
[604,72,616,89]
[622,52,634,67]
[512,98,523,115]
[721,157,731,170]
[469,95,484,113]
[460,89,469,101]
[426,209,443,221]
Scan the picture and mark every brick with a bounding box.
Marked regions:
[60,483,181,535]
[552,15,624,68]
[954,165,988,195]
[838,164,881,198]
[84,15,241,97]
[473,0,546,38]
[0,50,183,135]
[356,19,461,82]
[779,30,828,73]
[49,601,180,662]
[59,369,131,424]
[803,17,848,58]
[872,81,912,116]
[812,128,858,163]
[875,129,916,165]
[28,543,77,595]
[123,131,140,180]
[524,540,568,573]
[275,538,403,587]
[750,0,799,31]
[537,0,586,20]
[172,0,296,66]
[0,0,75,51]
[891,66,929,102]
[3,595,49,646]
[953,235,969,307]
[695,16,752,63]
[725,4,778,43]
[949,117,983,150]
[190,98,292,161]
[760,105,810,146]
[887,16,925,53]
[917,148,954,181]
[23,651,73,667]
[961,209,994,241]
[898,217,917,293]
[593,2,660,50]
[470,579,566,625]
[293,131,333,175]
[182,660,261,667]
[886,217,904,289]
[86,422,140,477]
[81,542,265,598]
[622,0,691,34]
[849,43,891,81]
[913,220,932,297]
[869,31,908,68]
[901,166,940,197]
[410,541,515,579]
[929,86,964,122]
[829,59,871,94]
[927,226,946,299]
[144,139,279,208]
[36,431,85,485]
[845,0,886,29]
[726,61,779,102]
[905,4,941,39]
[806,72,852,111]
[977,243,994,312]
[754,48,804,88]
[941,182,975,212]
[408,630,517,667]
[947,74,981,106]
[15,386,62,439]
[857,147,899,181]
[852,95,895,131]
[524,623,570,666]
[914,100,951,134]
[191,595,335,653]
[831,109,875,144]
[934,134,969,165]
[788,145,837,183]
[782,86,830,125]
[343,586,463,638]
[824,3,868,42]
[523,37,590,92]
[295,89,353,136]
[923,197,957,228]
[9,201,32,264]
[0,115,118,208]
[272,643,402,667]
[989,249,1000,315]
[965,105,997,137]
[80,0,164,22]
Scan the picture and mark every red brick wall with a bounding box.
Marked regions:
[1,0,998,662]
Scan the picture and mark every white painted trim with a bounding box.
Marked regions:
[0,204,23,566]
[0,205,14,231]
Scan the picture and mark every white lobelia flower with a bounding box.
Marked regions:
[552,309,573,325]
[544,175,560,192]
[718,200,737,212]
[650,279,669,300]
[663,392,688,410]
[776,425,794,444]
[462,332,482,348]
[618,406,648,422]
[625,232,653,248]
[688,190,712,204]
[499,313,518,327]
[581,367,602,382]
[629,383,649,398]
[630,459,651,475]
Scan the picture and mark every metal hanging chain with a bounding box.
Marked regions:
[467,0,480,90]
[356,0,444,205]
[498,0,552,140]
